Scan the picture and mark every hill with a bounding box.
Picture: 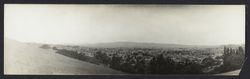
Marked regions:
[217,69,241,75]
[81,42,221,49]
[4,38,124,75]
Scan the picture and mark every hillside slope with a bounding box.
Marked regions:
[217,69,241,75]
[4,38,124,75]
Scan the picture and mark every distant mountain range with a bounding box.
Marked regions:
[81,42,226,49]
[5,38,244,49]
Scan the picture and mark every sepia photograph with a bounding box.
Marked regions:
[4,4,245,75]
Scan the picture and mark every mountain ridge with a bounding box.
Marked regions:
[5,37,244,49]
[80,41,224,49]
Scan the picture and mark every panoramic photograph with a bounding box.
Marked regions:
[4,4,245,75]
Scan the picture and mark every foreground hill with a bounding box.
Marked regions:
[217,69,241,75]
[4,38,124,75]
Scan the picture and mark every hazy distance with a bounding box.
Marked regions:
[4,4,245,45]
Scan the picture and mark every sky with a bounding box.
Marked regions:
[4,4,245,45]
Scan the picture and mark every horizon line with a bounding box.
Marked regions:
[5,37,245,46]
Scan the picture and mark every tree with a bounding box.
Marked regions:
[52,47,58,50]
[40,44,50,49]
[110,54,122,70]
[218,46,246,72]
[94,51,111,65]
